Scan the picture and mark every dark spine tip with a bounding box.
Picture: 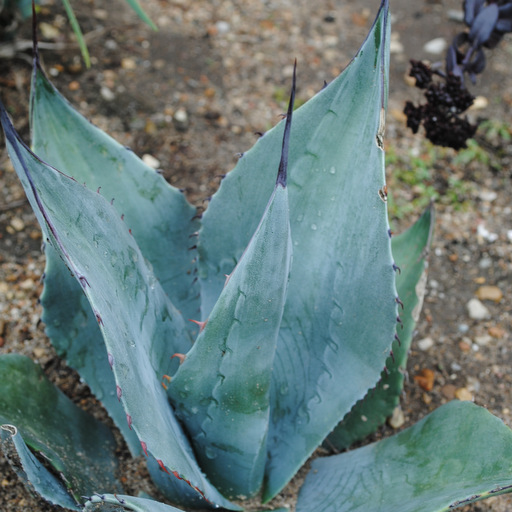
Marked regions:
[276,59,296,188]
[394,333,402,347]
[114,495,126,504]
[396,296,404,309]
[392,263,401,274]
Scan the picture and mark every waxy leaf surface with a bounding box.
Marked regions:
[30,65,199,455]
[297,401,512,512]
[327,204,434,449]
[198,1,394,499]
[0,106,238,510]
[0,354,120,508]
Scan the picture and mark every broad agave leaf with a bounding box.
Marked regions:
[198,0,394,499]
[326,204,434,450]
[169,70,295,500]
[0,105,238,510]
[0,354,121,509]
[296,401,512,512]
[84,494,185,512]
[30,63,199,455]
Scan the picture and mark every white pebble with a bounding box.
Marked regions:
[142,154,161,169]
[418,337,434,351]
[466,298,490,320]
[423,37,447,55]
[100,86,115,101]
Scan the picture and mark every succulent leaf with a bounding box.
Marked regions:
[0,106,238,510]
[326,204,434,450]
[0,425,81,511]
[30,65,200,331]
[198,1,394,500]
[84,494,185,511]
[296,401,512,512]
[30,64,199,455]
[169,71,295,499]
[0,354,121,508]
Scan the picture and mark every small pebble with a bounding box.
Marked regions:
[466,298,490,320]
[19,279,34,291]
[474,334,492,346]
[142,154,161,169]
[470,96,488,110]
[441,384,457,400]
[466,377,481,393]
[121,58,137,70]
[451,362,462,372]
[423,37,447,55]
[447,9,464,22]
[173,108,189,132]
[458,323,469,333]
[10,217,25,231]
[455,387,473,401]
[216,21,230,34]
[33,347,46,359]
[478,189,497,202]
[100,86,115,101]
[475,285,503,303]
[414,368,435,392]
[417,337,434,351]
[488,326,506,339]
[388,406,405,429]
[478,257,492,269]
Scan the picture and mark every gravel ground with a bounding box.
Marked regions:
[1,0,512,510]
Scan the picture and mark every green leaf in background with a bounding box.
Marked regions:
[297,401,512,512]
[125,0,157,31]
[326,203,434,450]
[61,0,90,68]
[0,354,121,508]
[30,64,199,456]
[0,104,238,510]
[198,1,395,500]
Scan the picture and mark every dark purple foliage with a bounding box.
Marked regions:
[404,0,512,149]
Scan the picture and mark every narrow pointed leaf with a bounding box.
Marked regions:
[297,401,512,512]
[198,1,394,499]
[0,354,120,508]
[84,494,185,511]
[30,65,199,455]
[170,127,293,499]
[0,106,238,510]
[61,0,90,67]
[327,204,434,450]
[124,0,158,30]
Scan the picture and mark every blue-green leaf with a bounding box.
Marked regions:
[326,204,434,450]
[198,1,394,500]
[30,65,199,456]
[0,354,121,509]
[297,401,512,512]
[169,74,295,499]
[84,494,185,511]
[0,104,238,510]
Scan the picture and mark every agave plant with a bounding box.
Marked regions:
[1,2,512,511]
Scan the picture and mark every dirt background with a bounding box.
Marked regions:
[0,0,511,510]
